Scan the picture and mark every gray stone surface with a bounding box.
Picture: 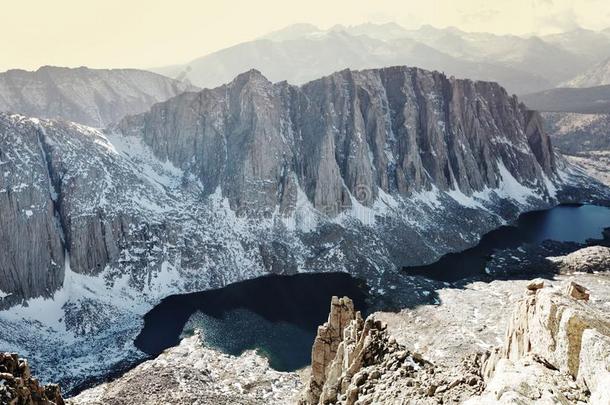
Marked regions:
[67,332,303,405]
[118,66,558,216]
[479,280,610,403]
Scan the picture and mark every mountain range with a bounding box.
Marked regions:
[0,66,196,127]
[2,66,605,391]
[152,23,610,95]
[1,66,568,305]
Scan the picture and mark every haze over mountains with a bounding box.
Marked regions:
[521,85,610,114]
[2,23,610,129]
[152,23,610,95]
[561,57,610,88]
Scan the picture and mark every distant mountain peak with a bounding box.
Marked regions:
[263,23,322,41]
[150,21,610,95]
[0,66,196,126]
[230,68,270,86]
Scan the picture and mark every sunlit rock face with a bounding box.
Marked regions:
[118,66,558,217]
[475,280,610,404]
[0,352,64,405]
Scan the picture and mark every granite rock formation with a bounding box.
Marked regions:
[476,280,610,404]
[0,352,64,405]
[304,296,357,404]
[0,66,195,127]
[0,65,575,307]
[300,297,484,405]
[117,66,558,217]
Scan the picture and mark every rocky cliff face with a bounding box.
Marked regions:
[0,116,65,302]
[1,66,574,306]
[0,67,604,391]
[0,66,195,127]
[0,113,185,307]
[300,297,484,405]
[0,352,64,405]
[118,66,557,217]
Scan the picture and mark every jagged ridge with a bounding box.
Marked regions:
[118,66,557,216]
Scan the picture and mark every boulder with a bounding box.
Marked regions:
[526,278,545,291]
[564,280,590,301]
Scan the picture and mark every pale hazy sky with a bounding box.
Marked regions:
[1,0,609,72]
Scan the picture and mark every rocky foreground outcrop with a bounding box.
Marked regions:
[53,253,610,404]
[300,297,484,404]
[472,279,610,404]
[301,248,610,404]
[0,353,64,405]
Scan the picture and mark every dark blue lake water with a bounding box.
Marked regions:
[135,272,368,371]
[405,204,610,281]
[135,204,610,371]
